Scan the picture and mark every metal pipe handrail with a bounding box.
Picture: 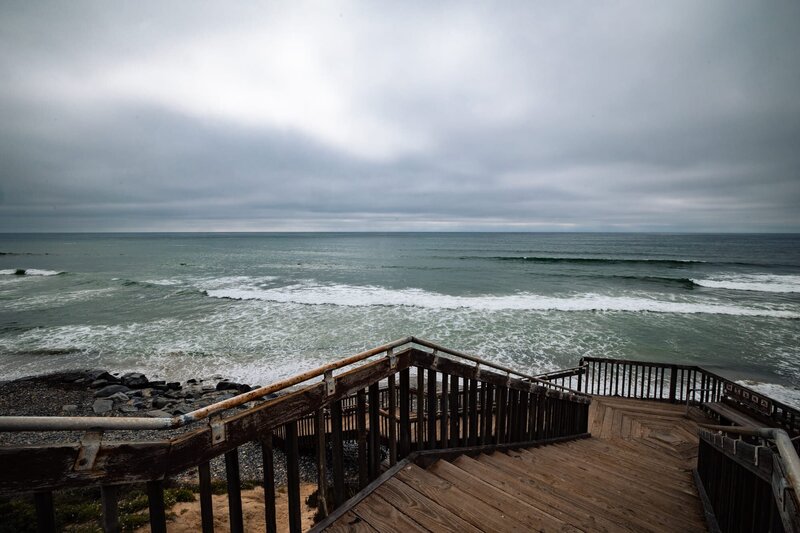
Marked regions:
[700,424,800,508]
[0,336,413,432]
[0,336,587,433]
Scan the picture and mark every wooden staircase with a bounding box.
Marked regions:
[321,397,711,532]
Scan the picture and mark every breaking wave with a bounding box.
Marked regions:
[205,282,799,318]
[0,268,64,276]
[691,274,800,294]
[467,256,706,266]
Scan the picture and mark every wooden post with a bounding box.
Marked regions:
[197,462,214,533]
[368,384,380,480]
[427,369,437,449]
[387,374,397,464]
[286,421,302,533]
[315,409,329,518]
[668,364,678,403]
[225,449,244,533]
[146,481,167,533]
[100,486,120,533]
[356,389,368,488]
[416,368,425,450]
[440,373,449,448]
[261,435,277,533]
[449,374,459,447]
[330,400,345,507]
[399,368,411,457]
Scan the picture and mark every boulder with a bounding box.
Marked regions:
[92,399,113,414]
[118,405,139,413]
[107,392,130,403]
[121,372,149,388]
[61,404,78,413]
[94,384,131,398]
[167,382,181,390]
[152,397,171,409]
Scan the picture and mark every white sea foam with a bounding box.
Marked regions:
[205,282,800,318]
[0,268,63,276]
[737,380,800,409]
[692,274,800,293]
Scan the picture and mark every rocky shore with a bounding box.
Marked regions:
[0,370,323,485]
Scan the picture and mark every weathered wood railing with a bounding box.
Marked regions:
[696,427,800,532]
[536,356,800,439]
[0,337,589,532]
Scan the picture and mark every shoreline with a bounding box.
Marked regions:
[0,370,323,486]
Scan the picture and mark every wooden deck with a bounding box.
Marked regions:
[321,397,714,532]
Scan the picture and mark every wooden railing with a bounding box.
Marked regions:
[696,428,800,532]
[537,356,800,438]
[0,339,590,533]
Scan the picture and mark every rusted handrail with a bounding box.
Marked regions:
[700,423,800,503]
[0,336,586,432]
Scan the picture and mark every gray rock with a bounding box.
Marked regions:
[90,379,111,388]
[121,372,149,388]
[107,392,130,402]
[164,390,185,399]
[61,404,78,413]
[118,405,139,413]
[171,403,194,415]
[127,390,143,397]
[146,409,172,418]
[152,397,171,409]
[167,382,181,390]
[92,399,113,414]
[94,384,131,398]
[87,370,120,382]
[201,385,216,392]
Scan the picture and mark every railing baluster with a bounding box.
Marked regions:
[461,377,469,446]
[440,372,449,448]
[100,486,119,533]
[315,409,329,518]
[260,435,277,533]
[427,369,436,449]
[197,461,215,533]
[399,368,411,458]
[330,400,345,507]
[416,367,425,450]
[225,448,244,533]
[285,421,302,533]
[496,386,507,444]
[368,384,380,480]
[449,374,460,447]
[356,389,368,487]
[468,378,478,446]
[146,480,167,533]
[387,374,397,464]
[482,382,493,444]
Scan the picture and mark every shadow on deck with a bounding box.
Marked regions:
[317,397,715,532]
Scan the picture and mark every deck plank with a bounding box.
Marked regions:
[323,397,712,532]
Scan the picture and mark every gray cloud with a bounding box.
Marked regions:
[1,1,799,232]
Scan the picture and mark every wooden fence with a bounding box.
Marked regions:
[0,343,590,533]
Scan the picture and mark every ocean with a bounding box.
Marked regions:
[1,233,799,405]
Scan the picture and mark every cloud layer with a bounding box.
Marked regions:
[1,1,799,231]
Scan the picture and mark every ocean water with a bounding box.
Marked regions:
[1,233,799,405]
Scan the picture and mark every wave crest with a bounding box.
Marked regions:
[205,283,799,318]
[691,274,800,293]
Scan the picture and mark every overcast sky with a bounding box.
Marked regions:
[1,1,798,232]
